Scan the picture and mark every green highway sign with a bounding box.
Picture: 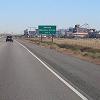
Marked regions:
[38,25,56,34]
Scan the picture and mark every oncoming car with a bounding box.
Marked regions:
[6,36,13,42]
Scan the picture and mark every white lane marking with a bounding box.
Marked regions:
[16,40,88,100]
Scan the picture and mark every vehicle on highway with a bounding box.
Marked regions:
[6,35,13,42]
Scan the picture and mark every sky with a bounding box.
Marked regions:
[0,0,100,34]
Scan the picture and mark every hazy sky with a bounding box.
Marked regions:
[0,0,100,34]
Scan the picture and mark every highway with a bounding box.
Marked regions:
[0,38,100,100]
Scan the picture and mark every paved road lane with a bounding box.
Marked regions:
[17,39,100,100]
[0,39,85,100]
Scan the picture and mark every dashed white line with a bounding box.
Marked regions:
[16,40,88,100]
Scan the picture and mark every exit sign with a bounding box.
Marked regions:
[38,25,56,34]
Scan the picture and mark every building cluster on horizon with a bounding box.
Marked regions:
[24,24,100,38]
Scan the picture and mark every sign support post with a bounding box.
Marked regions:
[52,34,53,43]
[41,34,42,42]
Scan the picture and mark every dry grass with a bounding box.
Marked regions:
[25,37,100,50]
[43,38,100,49]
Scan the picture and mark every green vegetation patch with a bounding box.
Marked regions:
[57,43,100,53]
[57,44,82,51]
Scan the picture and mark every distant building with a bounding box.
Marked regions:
[73,25,89,38]
[24,28,37,37]
[65,27,74,38]
[88,30,100,38]
[24,29,29,37]
[56,29,67,37]
[28,31,36,37]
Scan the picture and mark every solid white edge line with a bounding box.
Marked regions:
[16,40,88,100]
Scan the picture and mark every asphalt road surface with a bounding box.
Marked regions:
[0,38,99,100]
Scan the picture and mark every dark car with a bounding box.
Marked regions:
[6,36,13,42]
